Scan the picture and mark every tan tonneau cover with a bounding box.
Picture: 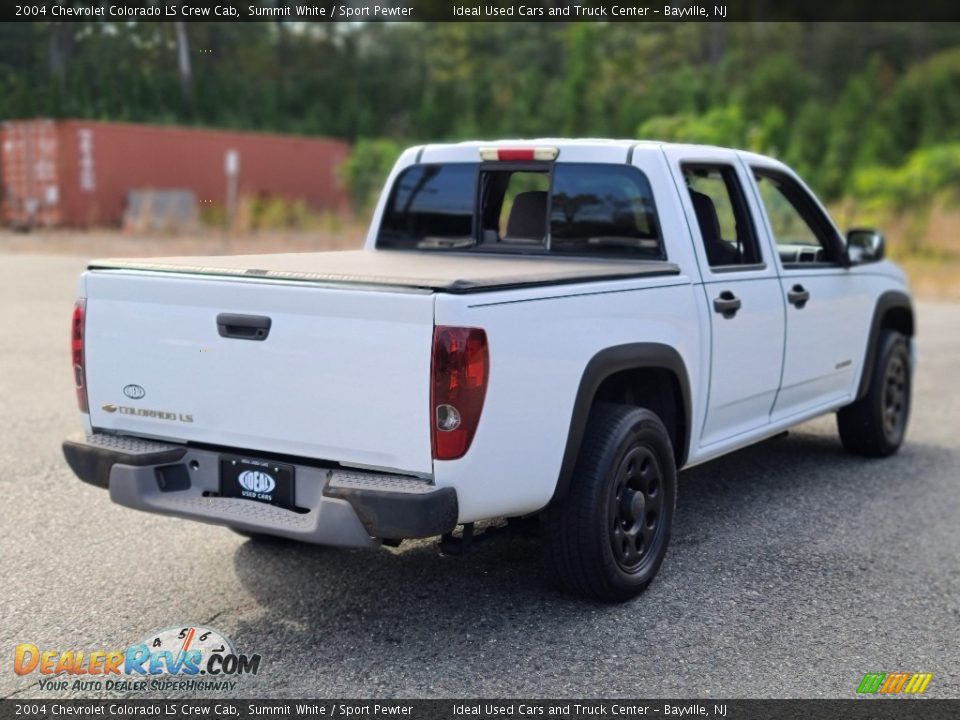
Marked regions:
[89,249,679,294]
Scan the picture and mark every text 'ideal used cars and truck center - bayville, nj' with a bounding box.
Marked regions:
[451,4,721,16]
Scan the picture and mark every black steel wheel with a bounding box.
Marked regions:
[838,330,911,457]
[544,403,677,602]
[881,351,909,446]
[610,445,666,574]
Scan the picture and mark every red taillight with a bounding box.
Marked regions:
[72,299,88,413]
[431,326,489,461]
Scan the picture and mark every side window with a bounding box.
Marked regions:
[752,168,843,266]
[682,164,762,269]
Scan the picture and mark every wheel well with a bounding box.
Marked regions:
[551,344,692,507]
[856,290,913,401]
[881,305,914,338]
[593,368,686,469]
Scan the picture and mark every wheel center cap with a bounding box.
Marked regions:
[622,490,645,521]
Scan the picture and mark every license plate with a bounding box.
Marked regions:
[220,455,295,510]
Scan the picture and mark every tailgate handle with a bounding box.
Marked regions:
[217,313,271,341]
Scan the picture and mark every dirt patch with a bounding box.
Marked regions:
[897,257,960,302]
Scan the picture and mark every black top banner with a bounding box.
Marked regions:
[1,701,959,720]
[6,0,960,22]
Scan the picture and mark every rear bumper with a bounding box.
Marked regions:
[62,433,458,545]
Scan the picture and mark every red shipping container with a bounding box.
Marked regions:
[1,119,350,228]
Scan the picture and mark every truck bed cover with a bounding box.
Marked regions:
[88,249,680,294]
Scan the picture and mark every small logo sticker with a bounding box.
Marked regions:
[857,672,932,695]
[102,404,117,413]
[238,470,276,495]
[123,384,146,400]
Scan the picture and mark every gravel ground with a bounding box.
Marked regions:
[0,253,957,699]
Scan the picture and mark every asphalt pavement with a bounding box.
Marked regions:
[1,254,958,699]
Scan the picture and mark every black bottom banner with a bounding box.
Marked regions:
[1,700,958,720]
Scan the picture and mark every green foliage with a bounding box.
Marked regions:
[737,51,817,121]
[3,22,960,208]
[852,144,960,210]
[338,138,404,214]
[637,106,746,147]
[782,100,830,187]
[872,48,960,166]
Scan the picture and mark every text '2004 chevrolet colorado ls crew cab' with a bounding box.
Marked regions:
[63,140,914,601]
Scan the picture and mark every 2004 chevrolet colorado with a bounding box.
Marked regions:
[63,140,914,601]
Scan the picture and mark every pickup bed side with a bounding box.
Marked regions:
[431,275,703,523]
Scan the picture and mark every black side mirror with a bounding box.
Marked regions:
[847,228,885,264]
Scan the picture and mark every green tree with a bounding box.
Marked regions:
[338,138,404,213]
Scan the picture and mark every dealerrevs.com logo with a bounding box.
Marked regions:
[14,626,262,692]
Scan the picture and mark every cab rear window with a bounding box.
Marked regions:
[376,162,664,259]
[378,165,476,250]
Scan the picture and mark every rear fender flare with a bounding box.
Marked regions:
[550,343,692,506]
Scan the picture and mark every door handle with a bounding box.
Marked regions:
[217,313,272,341]
[787,284,810,309]
[713,290,742,319]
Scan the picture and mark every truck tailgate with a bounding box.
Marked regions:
[82,270,435,475]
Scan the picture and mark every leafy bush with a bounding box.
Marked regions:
[636,106,746,147]
[876,48,960,166]
[338,138,404,215]
[852,144,960,209]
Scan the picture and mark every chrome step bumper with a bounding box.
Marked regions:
[62,433,458,545]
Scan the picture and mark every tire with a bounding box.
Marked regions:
[544,403,677,602]
[837,330,911,457]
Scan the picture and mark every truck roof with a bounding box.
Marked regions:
[409,139,785,168]
[419,138,711,150]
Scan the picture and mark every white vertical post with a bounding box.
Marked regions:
[225,149,239,231]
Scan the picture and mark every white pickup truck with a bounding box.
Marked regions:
[63,140,914,601]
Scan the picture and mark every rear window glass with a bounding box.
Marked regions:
[378,164,476,250]
[376,161,663,259]
[550,165,661,257]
